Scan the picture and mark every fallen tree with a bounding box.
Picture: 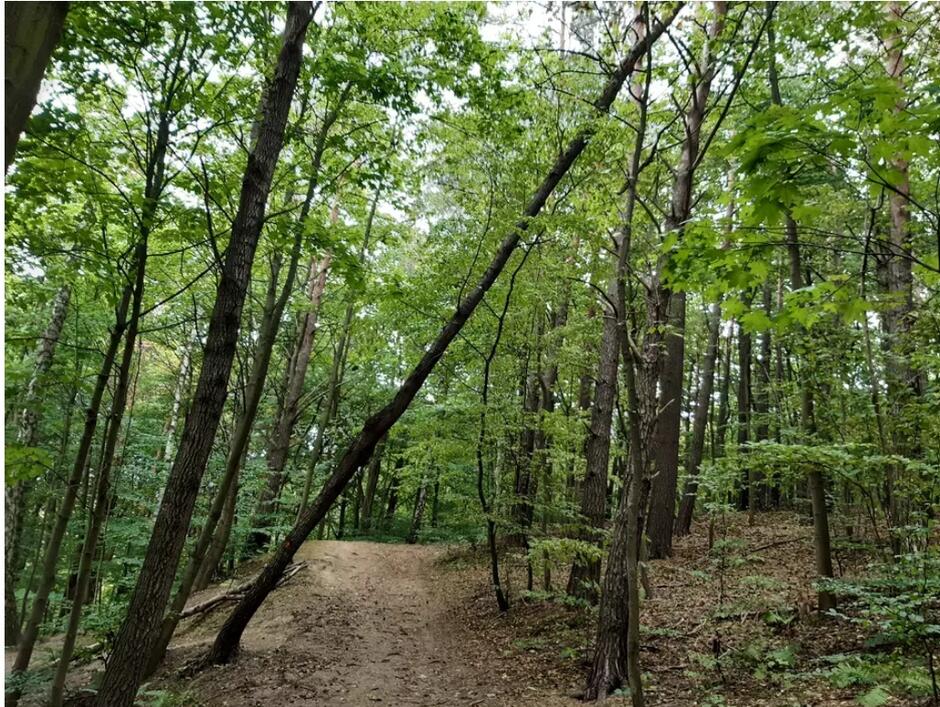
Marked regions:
[179,562,306,620]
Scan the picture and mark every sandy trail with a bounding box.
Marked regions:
[179,541,552,706]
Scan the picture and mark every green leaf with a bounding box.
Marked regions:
[857,686,890,707]
[5,445,53,485]
[741,309,773,332]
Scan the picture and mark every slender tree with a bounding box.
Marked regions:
[96,5,314,703]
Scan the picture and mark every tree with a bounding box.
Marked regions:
[95,5,313,703]
[4,1,69,170]
[205,7,679,665]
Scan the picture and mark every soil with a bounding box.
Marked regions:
[165,540,579,706]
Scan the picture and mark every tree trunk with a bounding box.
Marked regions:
[646,0,727,561]
[407,477,429,544]
[205,14,677,664]
[752,284,773,510]
[4,1,69,171]
[291,193,379,524]
[360,435,387,532]
[252,254,331,538]
[881,0,920,552]
[567,271,620,603]
[5,283,71,646]
[96,7,312,703]
[50,241,147,706]
[512,338,541,548]
[675,302,721,536]
[384,456,403,528]
[154,327,195,468]
[767,2,834,610]
[715,334,733,458]
[584,447,644,702]
[646,291,686,558]
[736,323,752,512]
[11,284,132,680]
[194,469,238,592]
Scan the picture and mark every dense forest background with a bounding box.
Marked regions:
[4,1,939,705]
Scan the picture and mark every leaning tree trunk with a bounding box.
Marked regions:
[95,6,313,704]
[193,466,238,592]
[10,283,132,683]
[50,241,147,707]
[767,1,835,610]
[252,254,330,534]
[146,239,305,676]
[5,282,70,646]
[205,11,679,665]
[4,1,69,171]
[292,193,379,522]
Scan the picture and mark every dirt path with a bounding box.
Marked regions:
[176,541,573,706]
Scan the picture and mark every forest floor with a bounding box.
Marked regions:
[160,511,904,706]
[162,540,578,706]
[10,512,925,706]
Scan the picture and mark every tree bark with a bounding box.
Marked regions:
[4,1,69,171]
[205,11,678,664]
[96,6,313,703]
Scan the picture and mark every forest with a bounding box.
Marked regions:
[3,1,939,705]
